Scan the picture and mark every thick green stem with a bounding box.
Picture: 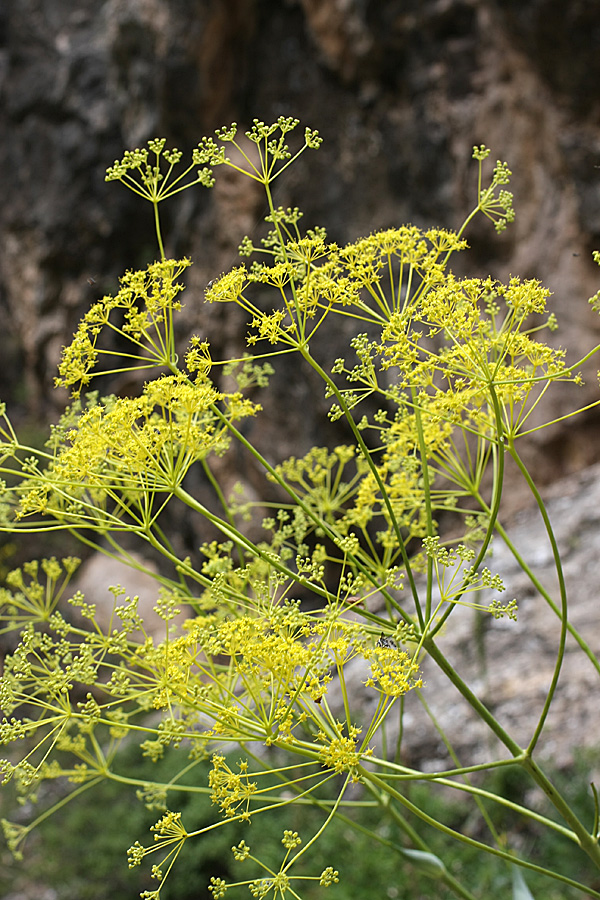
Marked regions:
[361,768,600,896]
[424,637,600,867]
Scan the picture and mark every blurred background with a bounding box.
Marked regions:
[3,2,600,898]
[3,0,600,486]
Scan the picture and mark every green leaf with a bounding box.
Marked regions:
[512,865,535,899]
[397,847,446,878]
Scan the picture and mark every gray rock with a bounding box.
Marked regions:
[330,462,600,771]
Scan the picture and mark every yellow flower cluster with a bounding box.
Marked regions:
[56,259,191,397]
[317,722,369,777]
[4,122,597,900]
[365,645,423,698]
[209,755,257,819]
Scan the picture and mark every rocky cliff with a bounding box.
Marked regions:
[2,0,600,495]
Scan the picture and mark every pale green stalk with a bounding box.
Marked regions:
[362,767,600,898]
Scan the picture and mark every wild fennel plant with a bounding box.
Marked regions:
[1,117,600,899]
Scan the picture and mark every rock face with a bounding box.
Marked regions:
[2,0,600,485]
[331,461,600,772]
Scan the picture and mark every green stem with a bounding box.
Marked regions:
[171,483,329,601]
[361,767,600,896]
[365,782,480,900]
[506,441,568,755]
[282,775,350,873]
[424,636,522,756]
[410,385,435,622]
[416,688,506,846]
[489,514,600,677]
[429,384,505,640]
[200,457,247,567]
[297,345,423,621]
[153,200,166,261]
[208,402,414,624]
[424,636,600,867]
